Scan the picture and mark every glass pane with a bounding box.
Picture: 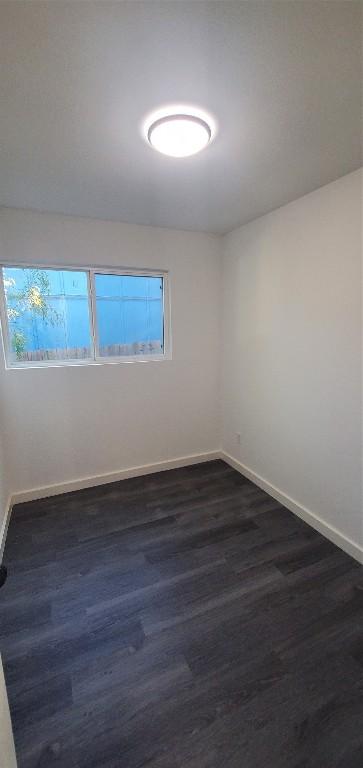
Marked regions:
[95,273,164,357]
[2,266,92,363]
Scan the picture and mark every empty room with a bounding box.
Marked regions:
[0,1,362,767]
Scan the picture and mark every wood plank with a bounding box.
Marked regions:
[0,459,362,768]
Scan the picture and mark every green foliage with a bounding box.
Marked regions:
[4,268,61,359]
[12,330,27,360]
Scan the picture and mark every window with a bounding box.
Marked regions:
[94,273,164,358]
[0,265,169,368]
[2,266,92,364]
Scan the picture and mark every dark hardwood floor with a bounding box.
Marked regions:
[0,460,362,768]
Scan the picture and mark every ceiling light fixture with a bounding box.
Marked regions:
[147,113,212,158]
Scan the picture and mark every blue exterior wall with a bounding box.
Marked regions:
[4,267,163,351]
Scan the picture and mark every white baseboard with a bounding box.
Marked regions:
[11,451,221,505]
[0,496,12,562]
[7,449,363,566]
[221,451,363,565]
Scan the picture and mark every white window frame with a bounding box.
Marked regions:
[0,262,171,369]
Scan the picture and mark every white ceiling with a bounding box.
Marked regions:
[0,1,361,235]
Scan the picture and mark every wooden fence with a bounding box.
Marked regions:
[16,340,163,362]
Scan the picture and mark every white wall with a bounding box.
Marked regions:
[0,363,10,554]
[222,169,362,554]
[0,657,17,768]
[0,208,221,497]
[0,431,10,555]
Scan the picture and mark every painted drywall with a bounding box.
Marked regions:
[0,423,9,549]
[0,364,10,555]
[222,169,362,551]
[0,656,17,768]
[0,208,221,496]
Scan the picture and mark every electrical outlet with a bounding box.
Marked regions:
[236,432,241,445]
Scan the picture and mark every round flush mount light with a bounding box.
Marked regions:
[146,112,213,158]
